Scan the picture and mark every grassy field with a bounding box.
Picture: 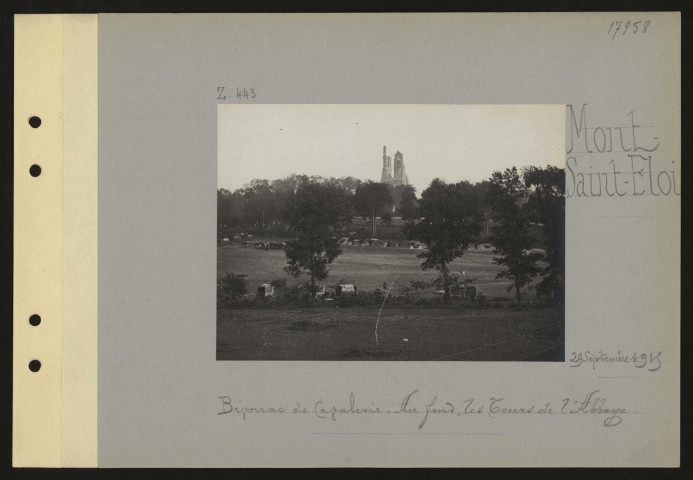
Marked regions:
[218,240,522,300]
[217,243,564,361]
[217,306,564,361]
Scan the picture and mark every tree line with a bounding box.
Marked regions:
[218,174,427,232]
[218,166,564,305]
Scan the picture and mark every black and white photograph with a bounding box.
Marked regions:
[217,104,565,361]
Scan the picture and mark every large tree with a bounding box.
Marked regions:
[487,167,543,304]
[333,183,357,230]
[353,181,393,219]
[404,179,482,303]
[217,188,233,227]
[523,165,565,302]
[241,179,276,230]
[217,188,246,229]
[398,185,418,223]
[470,181,492,237]
[330,176,362,195]
[283,182,343,298]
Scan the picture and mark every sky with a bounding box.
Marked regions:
[218,104,565,194]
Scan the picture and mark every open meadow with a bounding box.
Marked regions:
[218,240,518,300]
[217,242,564,361]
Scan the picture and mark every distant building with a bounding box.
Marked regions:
[380,146,409,187]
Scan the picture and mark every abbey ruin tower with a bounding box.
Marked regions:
[380,146,409,187]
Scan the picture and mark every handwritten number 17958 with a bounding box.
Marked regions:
[608,20,650,38]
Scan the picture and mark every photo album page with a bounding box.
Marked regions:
[13,12,680,467]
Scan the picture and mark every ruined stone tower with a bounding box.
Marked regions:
[380,146,408,187]
[380,146,393,184]
[393,150,409,187]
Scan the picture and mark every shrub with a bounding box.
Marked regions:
[217,272,248,305]
[270,278,287,289]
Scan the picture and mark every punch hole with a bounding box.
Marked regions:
[29,360,41,372]
[29,116,41,128]
[29,164,41,177]
[29,314,41,326]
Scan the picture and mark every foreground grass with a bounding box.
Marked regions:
[217,306,564,361]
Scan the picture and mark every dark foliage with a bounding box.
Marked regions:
[404,179,482,303]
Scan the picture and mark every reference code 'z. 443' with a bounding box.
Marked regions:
[217,87,256,101]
